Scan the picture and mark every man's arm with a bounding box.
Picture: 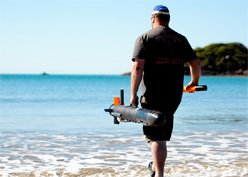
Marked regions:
[130,59,145,106]
[186,58,201,88]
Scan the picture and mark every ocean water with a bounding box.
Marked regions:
[0,74,247,177]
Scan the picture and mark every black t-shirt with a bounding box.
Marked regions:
[132,26,197,105]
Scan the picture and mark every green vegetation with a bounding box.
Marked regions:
[192,42,248,75]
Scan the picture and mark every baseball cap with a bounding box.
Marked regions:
[152,5,170,15]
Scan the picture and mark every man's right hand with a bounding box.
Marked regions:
[130,95,139,107]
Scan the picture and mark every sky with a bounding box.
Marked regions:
[0,0,247,75]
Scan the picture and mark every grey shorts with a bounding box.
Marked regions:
[141,102,176,141]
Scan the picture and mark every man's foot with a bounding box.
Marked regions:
[148,161,155,177]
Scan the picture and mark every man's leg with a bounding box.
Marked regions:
[151,141,167,177]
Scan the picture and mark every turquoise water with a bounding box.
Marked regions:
[0,74,247,176]
[0,74,247,132]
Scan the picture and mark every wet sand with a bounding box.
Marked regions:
[2,162,248,177]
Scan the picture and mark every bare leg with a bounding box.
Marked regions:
[151,141,167,177]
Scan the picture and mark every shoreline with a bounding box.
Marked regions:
[121,73,248,77]
[0,73,247,77]
[1,131,247,177]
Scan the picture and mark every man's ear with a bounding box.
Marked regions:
[152,16,155,23]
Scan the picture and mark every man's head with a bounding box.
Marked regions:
[151,5,170,28]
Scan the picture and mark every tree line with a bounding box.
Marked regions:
[188,42,248,75]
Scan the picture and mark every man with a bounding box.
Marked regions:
[130,5,201,177]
